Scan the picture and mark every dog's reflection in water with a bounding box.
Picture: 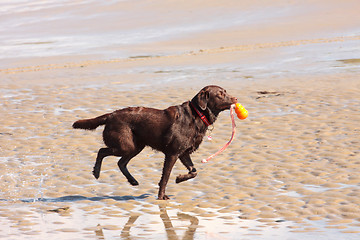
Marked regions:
[95,205,199,240]
[159,205,199,240]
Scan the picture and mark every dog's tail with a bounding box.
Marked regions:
[72,113,111,130]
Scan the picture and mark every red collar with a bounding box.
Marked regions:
[190,101,211,127]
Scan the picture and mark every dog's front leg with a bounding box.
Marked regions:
[158,155,178,200]
[176,153,197,184]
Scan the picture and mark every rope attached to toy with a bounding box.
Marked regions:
[202,104,237,163]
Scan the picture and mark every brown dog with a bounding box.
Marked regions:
[73,85,237,200]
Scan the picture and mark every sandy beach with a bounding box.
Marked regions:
[1,0,360,239]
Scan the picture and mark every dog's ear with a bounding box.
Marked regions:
[197,90,210,110]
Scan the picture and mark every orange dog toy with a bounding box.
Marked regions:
[234,103,248,120]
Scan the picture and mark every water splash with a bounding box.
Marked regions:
[34,173,47,202]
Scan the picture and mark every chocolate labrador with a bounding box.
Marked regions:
[72,85,237,200]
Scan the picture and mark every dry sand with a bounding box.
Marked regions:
[1,0,360,239]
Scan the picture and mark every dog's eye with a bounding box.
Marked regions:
[216,92,225,98]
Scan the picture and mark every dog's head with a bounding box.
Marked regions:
[192,85,237,116]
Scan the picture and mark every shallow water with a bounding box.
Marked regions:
[1,0,360,79]
[0,0,295,59]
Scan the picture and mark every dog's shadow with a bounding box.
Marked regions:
[21,194,151,203]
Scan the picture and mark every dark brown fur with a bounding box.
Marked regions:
[73,85,237,200]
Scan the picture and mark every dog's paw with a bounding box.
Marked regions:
[176,175,185,184]
[176,172,197,184]
[157,195,170,200]
[92,170,100,179]
[128,179,139,186]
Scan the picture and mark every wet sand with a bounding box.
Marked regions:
[1,0,360,239]
[1,72,359,239]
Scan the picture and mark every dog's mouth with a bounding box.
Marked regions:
[218,103,234,111]
[219,98,237,110]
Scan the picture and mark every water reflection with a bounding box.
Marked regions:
[120,214,140,240]
[94,205,199,240]
[159,205,199,240]
[94,224,105,240]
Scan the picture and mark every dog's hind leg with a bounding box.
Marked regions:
[176,153,197,184]
[93,148,116,179]
[117,146,144,186]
